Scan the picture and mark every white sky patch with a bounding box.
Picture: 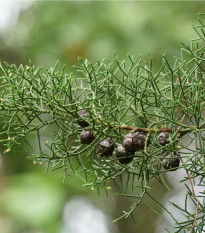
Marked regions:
[61,197,115,233]
[0,0,34,35]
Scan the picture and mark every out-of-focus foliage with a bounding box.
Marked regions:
[1,2,204,67]
[0,173,65,232]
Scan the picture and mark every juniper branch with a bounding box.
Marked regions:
[0,13,205,233]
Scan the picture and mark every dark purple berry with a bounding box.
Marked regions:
[157,132,169,146]
[80,130,95,144]
[77,110,89,127]
[162,152,180,171]
[97,139,114,157]
[123,132,147,152]
[115,145,134,164]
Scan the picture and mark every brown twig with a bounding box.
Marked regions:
[179,155,200,233]
[112,124,192,137]
[176,82,199,232]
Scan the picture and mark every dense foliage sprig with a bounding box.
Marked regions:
[0,13,205,233]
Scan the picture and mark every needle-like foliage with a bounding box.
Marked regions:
[0,13,205,233]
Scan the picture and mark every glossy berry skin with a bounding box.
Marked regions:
[77,110,89,127]
[123,132,147,152]
[162,152,180,171]
[157,132,169,146]
[115,145,134,164]
[80,130,95,144]
[97,139,114,157]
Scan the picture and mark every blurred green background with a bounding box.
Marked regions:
[0,1,204,233]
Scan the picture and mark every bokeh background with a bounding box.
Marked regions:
[0,1,204,233]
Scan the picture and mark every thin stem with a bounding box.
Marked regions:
[179,155,200,233]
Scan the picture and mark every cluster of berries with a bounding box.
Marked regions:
[77,110,180,170]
